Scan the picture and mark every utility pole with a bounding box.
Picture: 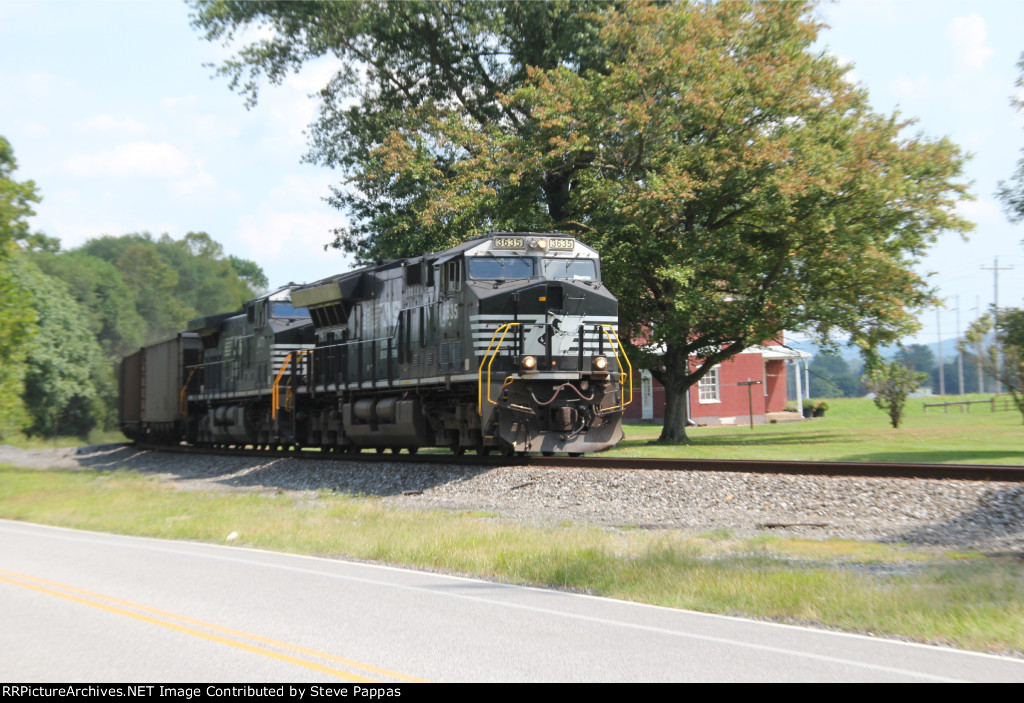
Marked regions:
[974,295,985,393]
[982,257,1013,394]
[936,303,945,395]
[955,295,965,396]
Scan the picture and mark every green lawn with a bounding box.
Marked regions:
[609,395,1023,464]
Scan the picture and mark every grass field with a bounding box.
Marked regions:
[611,395,1023,464]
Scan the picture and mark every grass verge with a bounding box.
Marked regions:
[2,463,1022,656]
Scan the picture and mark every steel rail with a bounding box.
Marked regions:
[132,443,1024,482]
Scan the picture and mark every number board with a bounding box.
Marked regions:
[548,238,575,250]
[492,236,525,249]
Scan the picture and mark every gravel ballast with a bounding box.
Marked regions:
[3,443,1022,554]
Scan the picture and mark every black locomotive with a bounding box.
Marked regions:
[119,233,630,455]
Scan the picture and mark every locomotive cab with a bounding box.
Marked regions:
[465,234,628,454]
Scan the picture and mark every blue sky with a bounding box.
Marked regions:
[1,0,1022,352]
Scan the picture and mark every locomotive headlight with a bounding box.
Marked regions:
[521,355,538,371]
[536,238,547,250]
[592,356,609,371]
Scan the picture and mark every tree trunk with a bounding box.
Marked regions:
[657,347,691,444]
[543,171,571,223]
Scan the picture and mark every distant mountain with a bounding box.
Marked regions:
[782,336,981,362]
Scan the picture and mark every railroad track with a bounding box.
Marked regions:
[134,443,1024,482]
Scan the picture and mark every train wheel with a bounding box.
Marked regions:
[408,447,419,455]
[452,446,465,456]
[375,447,385,454]
[568,452,584,457]
[542,451,555,457]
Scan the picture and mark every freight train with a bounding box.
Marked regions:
[119,233,630,455]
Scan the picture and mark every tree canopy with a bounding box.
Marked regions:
[996,52,1024,223]
[864,359,926,429]
[77,231,263,344]
[0,137,39,437]
[1,135,268,438]
[0,136,40,254]
[194,0,973,442]
[808,352,861,398]
[964,307,1024,423]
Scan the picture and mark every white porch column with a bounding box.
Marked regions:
[641,370,654,420]
[793,359,804,416]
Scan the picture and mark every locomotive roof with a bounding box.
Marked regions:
[186,284,303,334]
[291,232,592,309]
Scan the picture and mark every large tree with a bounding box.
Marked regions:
[964,308,1024,423]
[30,250,147,358]
[13,257,109,437]
[192,0,610,260]
[79,231,265,344]
[194,0,972,442]
[0,137,40,437]
[996,52,1024,222]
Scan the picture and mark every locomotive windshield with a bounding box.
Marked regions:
[271,302,310,318]
[541,258,597,281]
[467,256,534,280]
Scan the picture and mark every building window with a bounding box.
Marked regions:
[698,366,720,403]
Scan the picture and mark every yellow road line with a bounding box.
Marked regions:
[0,569,429,683]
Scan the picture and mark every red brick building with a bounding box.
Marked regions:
[625,341,810,425]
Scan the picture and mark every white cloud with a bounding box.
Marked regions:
[891,75,933,99]
[954,196,1001,227]
[254,58,345,150]
[232,204,353,288]
[188,114,241,140]
[947,14,994,71]
[76,114,149,134]
[236,208,342,260]
[268,172,338,205]
[3,70,58,101]
[161,95,198,111]
[62,141,192,178]
[285,57,342,96]
[171,170,219,197]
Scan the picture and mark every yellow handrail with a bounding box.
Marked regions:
[599,324,633,410]
[477,322,520,415]
[179,366,202,418]
[272,350,311,420]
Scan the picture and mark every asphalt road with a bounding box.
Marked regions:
[2,519,1022,682]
